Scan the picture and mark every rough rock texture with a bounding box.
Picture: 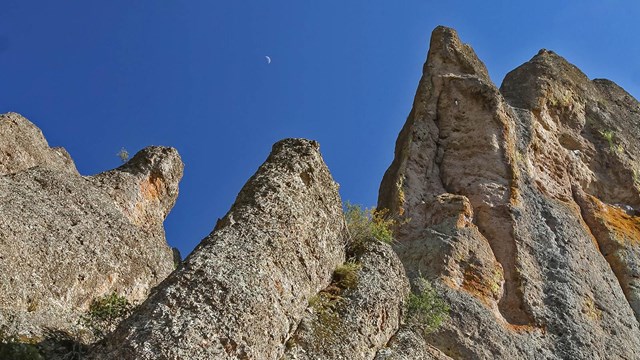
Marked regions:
[90,146,183,232]
[0,113,182,340]
[283,241,410,360]
[378,26,640,358]
[375,328,451,360]
[90,139,348,360]
[0,112,77,176]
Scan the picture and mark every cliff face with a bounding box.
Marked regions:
[0,113,182,340]
[4,25,640,360]
[378,26,640,358]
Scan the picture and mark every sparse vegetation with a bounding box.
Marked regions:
[79,292,133,339]
[333,261,361,290]
[308,290,344,340]
[344,202,397,250]
[599,129,622,153]
[405,277,450,334]
[117,147,130,163]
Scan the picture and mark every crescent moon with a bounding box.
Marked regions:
[265,56,271,64]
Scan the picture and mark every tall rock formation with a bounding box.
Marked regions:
[0,113,182,340]
[378,26,640,358]
[90,139,349,359]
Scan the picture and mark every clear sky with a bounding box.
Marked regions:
[2,1,639,257]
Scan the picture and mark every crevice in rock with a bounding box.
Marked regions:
[431,80,533,326]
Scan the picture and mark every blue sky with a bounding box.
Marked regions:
[2,1,639,256]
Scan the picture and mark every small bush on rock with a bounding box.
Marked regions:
[405,278,450,334]
[79,292,133,339]
[333,261,361,290]
[344,202,396,249]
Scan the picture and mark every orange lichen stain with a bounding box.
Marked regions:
[589,196,640,245]
[460,264,500,308]
[140,174,165,201]
[582,296,602,321]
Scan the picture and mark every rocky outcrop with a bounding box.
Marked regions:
[89,146,183,232]
[5,25,640,360]
[90,139,349,360]
[283,241,410,360]
[0,112,77,176]
[0,113,182,340]
[378,26,640,358]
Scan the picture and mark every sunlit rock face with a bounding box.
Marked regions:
[0,113,181,340]
[377,26,640,358]
[5,24,640,360]
[90,139,350,360]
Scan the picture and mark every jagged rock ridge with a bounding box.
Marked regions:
[90,139,411,360]
[3,24,640,360]
[0,113,182,341]
[378,26,640,358]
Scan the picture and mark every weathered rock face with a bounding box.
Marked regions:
[0,113,182,340]
[378,26,640,358]
[283,241,410,360]
[0,112,77,176]
[90,139,349,360]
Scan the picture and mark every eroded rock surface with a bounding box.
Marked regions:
[0,112,77,176]
[283,241,409,360]
[90,139,348,360]
[0,113,181,340]
[378,26,640,358]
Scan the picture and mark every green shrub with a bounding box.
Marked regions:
[308,291,343,337]
[79,292,133,339]
[344,202,396,248]
[405,278,450,334]
[599,129,619,153]
[333,261,361,290]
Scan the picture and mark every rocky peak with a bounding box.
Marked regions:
[90,146,183,230]
[426,26,490,81]
[378,26,640,358]
[0,112,78,176]
[90,138,348,360]
[0,113,181,341]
